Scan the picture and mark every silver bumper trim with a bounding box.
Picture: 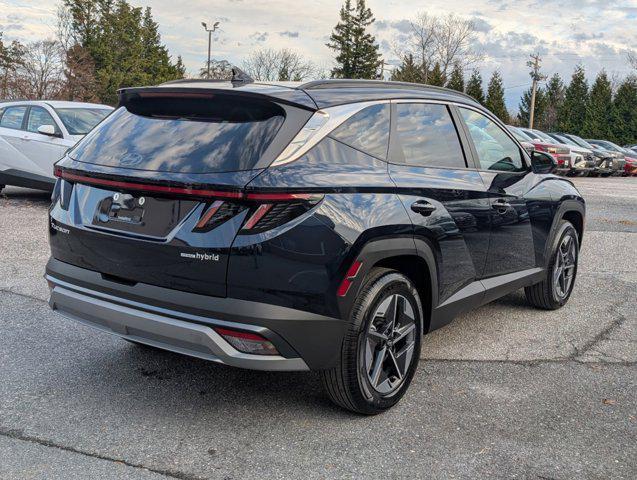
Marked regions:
[49,285,309,371]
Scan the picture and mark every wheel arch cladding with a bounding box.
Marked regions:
[342,237,438,334]
[562,209,584,246]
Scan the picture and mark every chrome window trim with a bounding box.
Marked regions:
[271,100,389,167]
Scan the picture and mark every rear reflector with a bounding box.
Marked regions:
[214,327,279,356]
[337,260,363,297]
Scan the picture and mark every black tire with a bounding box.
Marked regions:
[525,220,579,310]
[321,268,423,414]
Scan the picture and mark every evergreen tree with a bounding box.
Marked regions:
[485,71,509,123]
[583,71,613,139]
[557,65,588,135]
[466,69,485,104]
[327,0,382,79]
[391,54,424,83]
[427,62,445,86]
[62,0,184,104]
[518,86,546,129]
[611,76,637,145]
[446,63,464,92]
[543,73,565,132]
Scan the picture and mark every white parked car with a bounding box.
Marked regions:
[0,100,113,192]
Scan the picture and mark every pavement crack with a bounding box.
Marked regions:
[571,300,629,359]
[0,287,47,305]
[0,427,207,480]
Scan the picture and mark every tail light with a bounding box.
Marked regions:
[214,327,279,355]
[54,167,323,234]
[238,193,323,234]
[193,200,246,232]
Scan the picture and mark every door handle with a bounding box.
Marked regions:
[492,198,511,213]
[411,200,437,216]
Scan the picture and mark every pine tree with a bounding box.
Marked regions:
[518,86,546,129]
[427,62,445,86]
[557,65,588,135]
[485,71,509,123]
[327,0,382,79]
[611,76,637,145]
[583,71,613,139]
[391,54,424,83]
[62,0,184,104]
[446,63,464,92]
[543,73,565,132]
[466,69,485,104]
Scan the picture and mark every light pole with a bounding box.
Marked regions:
[201,21,220,79]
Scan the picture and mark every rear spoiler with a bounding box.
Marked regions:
[117,86,317,111]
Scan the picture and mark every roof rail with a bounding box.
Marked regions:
[299,79,477,103]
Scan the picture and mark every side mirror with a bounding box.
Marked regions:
[37,124,59,137]
[531,151,557,174]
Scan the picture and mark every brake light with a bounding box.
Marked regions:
[55,167,323,234]
[193,201,246,232]
[337,260,363,297]
[54,168,243,199]
[214,327,279,355]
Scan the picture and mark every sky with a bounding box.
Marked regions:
[2,0,636,112]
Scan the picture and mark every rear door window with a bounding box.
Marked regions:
[330,104,390,159]
[392,103,466,168]
[69,96,286,173]
[460,108,525,172]
[0,106,27,130]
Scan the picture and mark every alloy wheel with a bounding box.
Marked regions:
[363,294,417,395]
[553,233,577,300]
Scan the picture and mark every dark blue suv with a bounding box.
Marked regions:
[47,78,585,414]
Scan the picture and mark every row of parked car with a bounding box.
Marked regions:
[507,125,637,177]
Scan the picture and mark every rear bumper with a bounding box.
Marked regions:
[46,258,347,371]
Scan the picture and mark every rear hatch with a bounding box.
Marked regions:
[49,87,314,297]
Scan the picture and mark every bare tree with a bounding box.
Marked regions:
[242,48,315,81]
[11,40,65,99]
[392,13,482,83]
[0,34,26,99]
[198,59,233,80]
[628,51,637,71]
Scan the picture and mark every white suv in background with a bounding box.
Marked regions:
[0,100,113,192]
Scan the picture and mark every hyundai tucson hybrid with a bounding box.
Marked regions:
[0,101,112,192]
[46,78,584,414]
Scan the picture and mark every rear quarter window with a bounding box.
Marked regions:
[329,104,390,160]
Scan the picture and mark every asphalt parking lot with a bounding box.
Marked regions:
[0,177,635,479]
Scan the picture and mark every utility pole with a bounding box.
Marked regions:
[201,21,220,79]
[527,53,546,129]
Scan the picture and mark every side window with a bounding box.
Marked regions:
[392,103,466,168]
[461,108,525,172]
[27,106,60,135]
[0,106,27,130]
[330,103,389,159]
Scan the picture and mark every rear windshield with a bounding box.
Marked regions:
[68,95,285,173]
[55,108,112,135]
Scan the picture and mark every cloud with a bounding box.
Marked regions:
[374,19,412,34]
[572,32,604,42]
[249,31,269,43]
[471,17,493,33]
[279,31,299,38]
